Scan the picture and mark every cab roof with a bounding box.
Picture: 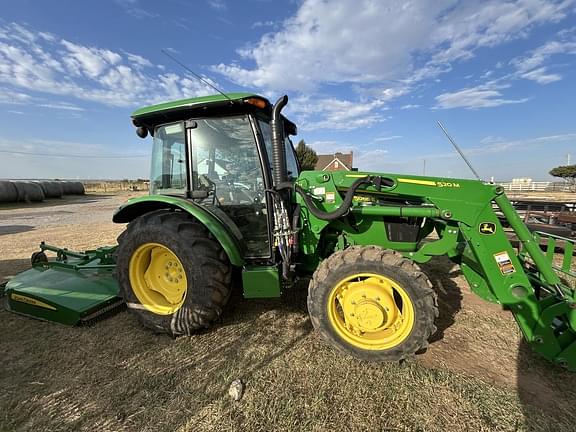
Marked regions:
[131,92,297,136]
[132,92,263,119]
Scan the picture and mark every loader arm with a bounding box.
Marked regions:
[295,171,576,370]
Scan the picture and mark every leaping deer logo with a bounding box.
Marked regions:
[480,223,496,234]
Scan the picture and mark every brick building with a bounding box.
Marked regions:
[315,152,354,171]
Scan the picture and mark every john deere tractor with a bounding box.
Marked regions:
[5,93,576,369]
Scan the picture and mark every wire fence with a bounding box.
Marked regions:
[497,181,574,192]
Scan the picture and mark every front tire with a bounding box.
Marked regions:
[308,246,438,361]
[116,210,232,336]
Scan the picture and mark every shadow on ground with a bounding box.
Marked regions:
[0,277,313,432]
[0,194,114,211]
[3,254,575,430]
[421,256,463,344]
[0,225,35,236]
[517,332,576,430]
[0,258,32,285]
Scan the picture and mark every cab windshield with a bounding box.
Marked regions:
[191,115,264,204]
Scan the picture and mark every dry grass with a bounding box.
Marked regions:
[82,181,148,194]
[1,194,576,432]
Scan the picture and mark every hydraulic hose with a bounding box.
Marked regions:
[291,204,301,256]
[294,176,374,221]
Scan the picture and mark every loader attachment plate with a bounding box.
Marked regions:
[3,243,122,326]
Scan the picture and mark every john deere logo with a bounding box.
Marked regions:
[479,222,496,235]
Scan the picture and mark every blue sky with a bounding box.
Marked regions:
[0,0,575,181]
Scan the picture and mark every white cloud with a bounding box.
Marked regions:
[354,149,390,172]
[215,1,446,92]
[207,0,227,11]
[115,0,158,19]
[435,83,529,109]
[0,88,33,104]
[425,133,576,159]
[471,133,576,156]
[290,96,385,131]
[400,104,421,110]
[38,102,85,111]
[125,52,153,68]
[374,135,402,142]
[433,28,576,108]
[0,86,85,113]
[308,140,357,155]
[510,36,576,83]
[307,140,391,172]
[355,132,576,178]
[512,39,576,72]
[252,20,276,29]
[0,22,216,108]
[62,40,121,78]
[519,67,562,83]
[215,0,574,92]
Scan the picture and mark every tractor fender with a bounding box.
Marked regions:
[112,195,245,266]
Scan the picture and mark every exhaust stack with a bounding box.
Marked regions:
[271,95,288,186]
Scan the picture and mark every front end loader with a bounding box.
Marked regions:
[4,93,576,371]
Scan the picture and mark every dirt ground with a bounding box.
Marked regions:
[1,193,575,432]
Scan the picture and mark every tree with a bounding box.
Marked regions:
[549,165,576,190]
[295,139,318,171]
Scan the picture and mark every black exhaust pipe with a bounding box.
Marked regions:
[271,95,288,186]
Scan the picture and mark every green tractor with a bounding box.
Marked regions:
[5,93,576,368]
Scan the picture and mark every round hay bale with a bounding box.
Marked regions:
[67,181,85,195]
[0,180,18,202]
[36,181,63,198]
[59,181,74,195]
[13,181,45,202]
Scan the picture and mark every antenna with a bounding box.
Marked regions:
[161,49,232,102]
[437,121,481,181]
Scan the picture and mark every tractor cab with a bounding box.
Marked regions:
[130,93,299,261]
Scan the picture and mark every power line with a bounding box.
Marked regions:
[0,149,149,159]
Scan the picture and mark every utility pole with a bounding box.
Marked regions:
[567,153,571,165]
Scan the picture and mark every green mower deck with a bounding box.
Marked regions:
[4,243,123,325]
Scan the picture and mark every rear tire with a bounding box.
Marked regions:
[116,210,232,336]
[308,246,438,362]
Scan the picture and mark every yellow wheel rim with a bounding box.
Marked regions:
[327,273,415,350]
[128,243,187,315]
